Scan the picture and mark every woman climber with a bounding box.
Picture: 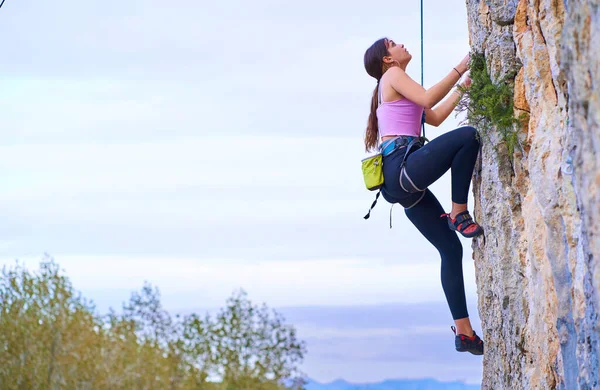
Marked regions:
[363,37,484,355]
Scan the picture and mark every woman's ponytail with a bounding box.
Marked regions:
[365,83,379,152]
[363,37,389,152]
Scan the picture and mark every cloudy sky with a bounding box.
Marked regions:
[0,0,482,385]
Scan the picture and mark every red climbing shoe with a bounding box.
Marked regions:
[451,326,484,355]
[441,211,483,238]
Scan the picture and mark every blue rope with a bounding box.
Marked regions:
[420,0,427,141]
[421,0,424,87]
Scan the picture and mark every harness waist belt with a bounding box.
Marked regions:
[381,136,420,157]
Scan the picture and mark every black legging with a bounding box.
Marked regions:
[381,126,480,320]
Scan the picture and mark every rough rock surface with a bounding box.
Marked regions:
[465,0,599,388]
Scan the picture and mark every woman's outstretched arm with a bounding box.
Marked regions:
[425,75,471,127]
[388,54,469,109]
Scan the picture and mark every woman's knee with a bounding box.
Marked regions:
[458,126,480,145]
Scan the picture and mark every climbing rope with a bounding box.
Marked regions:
[0,0,6,9]
[420,0,427,142]
[420,0,424,87]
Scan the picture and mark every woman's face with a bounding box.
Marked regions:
[385,38,412,66]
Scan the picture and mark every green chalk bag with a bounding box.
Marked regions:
[361,152,384,191]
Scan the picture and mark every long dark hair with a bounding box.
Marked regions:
[363,38,389,152]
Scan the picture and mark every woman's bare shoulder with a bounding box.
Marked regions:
[385,66,404,77]
[383,67,409,86]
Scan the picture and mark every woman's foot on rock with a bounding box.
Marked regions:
[441,211,483,238]
[451,326,484,355]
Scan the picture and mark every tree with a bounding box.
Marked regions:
[0,257,103,389]
[0,257,307,390]
[207,290,307,390]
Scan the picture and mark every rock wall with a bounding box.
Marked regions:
[465,0,599,388]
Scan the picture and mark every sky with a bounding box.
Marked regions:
[0,0,482,385]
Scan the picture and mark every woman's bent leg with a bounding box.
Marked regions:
[404,126,480,204]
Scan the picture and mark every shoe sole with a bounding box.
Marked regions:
[456,348,484,355]
[448,223,484,238]
[443,215,484,238]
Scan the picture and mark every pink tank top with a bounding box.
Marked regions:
[376,84,424,138]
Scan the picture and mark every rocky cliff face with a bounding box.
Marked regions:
[465,0,599,388]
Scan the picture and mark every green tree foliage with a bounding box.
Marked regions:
[211,291,306,389]
[0,256,307,390]
[455,52,528,160]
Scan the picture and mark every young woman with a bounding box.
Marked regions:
[363,38,484,355]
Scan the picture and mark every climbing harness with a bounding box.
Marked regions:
[363,135,425,221]
[363,0,428,221]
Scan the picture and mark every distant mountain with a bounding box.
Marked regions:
[304,378,480,390]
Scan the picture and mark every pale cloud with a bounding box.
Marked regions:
[1,254,478,311]
[281,302,482,384]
